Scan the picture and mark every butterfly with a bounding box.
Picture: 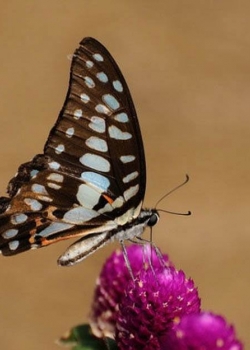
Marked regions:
[0,37,159,266]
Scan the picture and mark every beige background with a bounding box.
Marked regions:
[0,1,249,349]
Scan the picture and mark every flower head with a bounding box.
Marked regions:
[116,267,200,350]
[160,312,243,350]
[90,244,171,338]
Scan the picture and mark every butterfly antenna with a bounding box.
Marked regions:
[155,174,190,209]
[157,208,191,216]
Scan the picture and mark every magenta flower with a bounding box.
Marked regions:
[89,244,171,338]
[160,312,243,350]
[88,244,243,349]
[116,267,200,350]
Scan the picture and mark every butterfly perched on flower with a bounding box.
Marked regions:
[0,37,159,266]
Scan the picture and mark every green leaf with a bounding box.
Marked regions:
[58,324,119,350]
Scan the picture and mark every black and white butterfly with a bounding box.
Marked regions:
[0,37,159,266]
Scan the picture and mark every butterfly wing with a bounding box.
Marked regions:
[0,37,146,258]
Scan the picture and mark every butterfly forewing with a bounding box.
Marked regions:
[0,37,147,258]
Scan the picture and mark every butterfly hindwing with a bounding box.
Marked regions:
[0,37,147,259]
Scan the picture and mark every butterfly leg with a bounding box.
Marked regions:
[120,240,135,281]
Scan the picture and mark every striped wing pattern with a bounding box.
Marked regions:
[0,37,147,261]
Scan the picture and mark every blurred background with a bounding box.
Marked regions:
[0,1,249,348]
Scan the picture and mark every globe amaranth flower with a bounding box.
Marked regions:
[116,266,200,350]
[89,244,171,338]
[160,312,243,350]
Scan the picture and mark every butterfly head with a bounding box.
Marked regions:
[139,208,159,228]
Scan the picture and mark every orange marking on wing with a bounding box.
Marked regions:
[103,194,114,204]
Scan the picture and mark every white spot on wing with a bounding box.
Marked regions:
[108,125,132,140]
[84,76,95,88]
[115,208,134,226]
[123,171,139,183]
[114,112,129,123]
[81,172,110,192]
[112,196,125,208]
[30,169,39,178]
[96,72,108,83]
[55,144,65,154]
[24,198,43,211]
[79,153,110,172]
[89,116,106,133]
[37,222,73,237]
[86,60,94,68]
[80,93,90,103]
[103,94,120,110]
[98,196,124,214]
[48,161,60,170]
[113,80,123,92]
[74,109,83,119]
[32,184,48,195]
[93,53,104,62]
[66,127,74,138]
[85,136,108,153]
[47,173,64,183]
[2,229,18,239]
[77,184,102,208]
[63,207,99,224]
[9,240,19,251]
[124,184,139,201]
[95,104,110,115]
[120,155,135,163]
[37,195,53,202]
[47,182,61,190]
[11,213,28,225]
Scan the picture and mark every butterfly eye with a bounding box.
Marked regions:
[147,212,159,227]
